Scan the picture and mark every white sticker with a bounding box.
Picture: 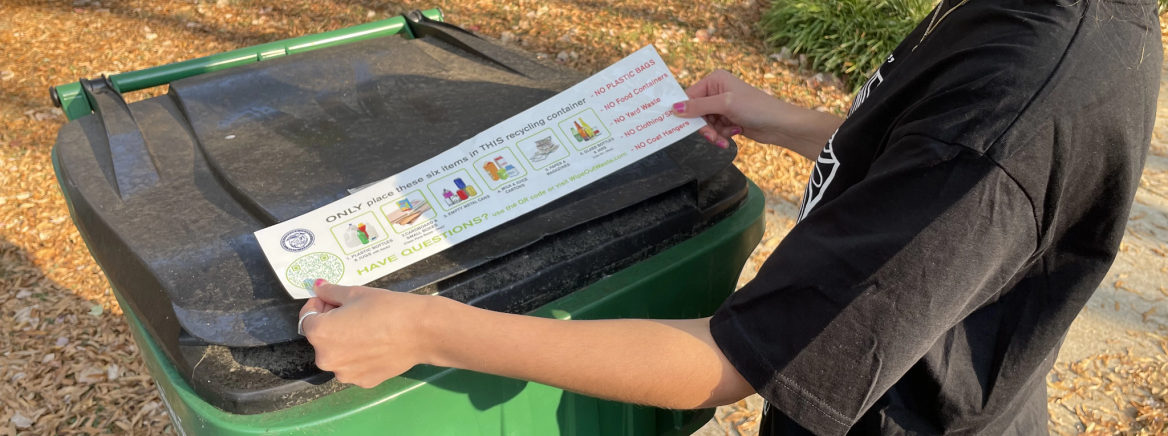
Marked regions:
[255,45,704,298]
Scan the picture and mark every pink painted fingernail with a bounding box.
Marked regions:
[716,139,728,149]
[703,132,714,141]
[314,278,327,288]
[730,128,741,136]
[673,102,685,113]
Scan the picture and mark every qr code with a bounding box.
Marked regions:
[285,252,345,289]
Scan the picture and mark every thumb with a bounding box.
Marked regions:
[672,93,733,119]
[313,279,356,306]
[300,297,328,318]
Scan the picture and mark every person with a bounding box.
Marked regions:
[297,0,1160,433]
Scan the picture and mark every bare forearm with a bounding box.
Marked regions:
[674,69,842,161]
[422,297,754,409]
[768,100,845,160]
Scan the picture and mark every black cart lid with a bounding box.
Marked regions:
[54,20,742,351]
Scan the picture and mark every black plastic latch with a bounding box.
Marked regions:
[80,77,160,199]
[404,10,527,77]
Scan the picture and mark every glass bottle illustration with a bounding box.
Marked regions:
[573,121,587,142]
[580,118,597,138]
[495,156,520,178]
[483,162,500,181]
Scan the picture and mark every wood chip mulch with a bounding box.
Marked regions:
[1047,333,1168,436]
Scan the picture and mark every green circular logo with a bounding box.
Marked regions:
[285,252,345,290]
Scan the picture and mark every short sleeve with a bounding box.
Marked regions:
[710,134,1037,436]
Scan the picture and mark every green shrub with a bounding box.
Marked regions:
[760,0,933,90]
[1161,0,1168,14]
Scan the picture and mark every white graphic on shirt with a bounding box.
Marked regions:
[848,69,885,117]
[798,131,840,221]
[798,65,886,221]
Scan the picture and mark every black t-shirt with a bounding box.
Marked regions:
[710,0,1160,435]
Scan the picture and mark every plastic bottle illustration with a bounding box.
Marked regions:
[443,189,457,206]
[580,118,598,138]
[483,162,500,181]
[360,222,379,241]
[343,224,360,248]
[356,223,370,245]
[495,156,520,178]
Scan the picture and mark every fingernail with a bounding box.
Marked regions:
[673,102,685,114]
[730,128,741,136]
[717,139,728,149]
[314,278,327,288]
[703,132,713,141]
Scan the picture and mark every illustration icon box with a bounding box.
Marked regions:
[515,128,570,170]
[328,211,386,255]
[426,169,484,212]
[381,190,437,233]
[474,147,528,191]
[558,108,611,151]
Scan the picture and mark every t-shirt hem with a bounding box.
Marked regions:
[710,308,855,436]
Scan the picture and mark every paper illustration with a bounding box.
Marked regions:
[255,45,704,298]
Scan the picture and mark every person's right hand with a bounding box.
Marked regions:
[672,70,788,149]
[671,70,843,160]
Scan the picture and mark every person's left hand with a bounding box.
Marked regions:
[298,280,433,388]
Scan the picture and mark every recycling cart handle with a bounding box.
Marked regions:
[50,8,444,121]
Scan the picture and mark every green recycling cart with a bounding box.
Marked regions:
[51,8,765,436]
[117,183,763,435]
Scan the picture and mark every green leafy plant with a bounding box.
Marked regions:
[760,0,934,90]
